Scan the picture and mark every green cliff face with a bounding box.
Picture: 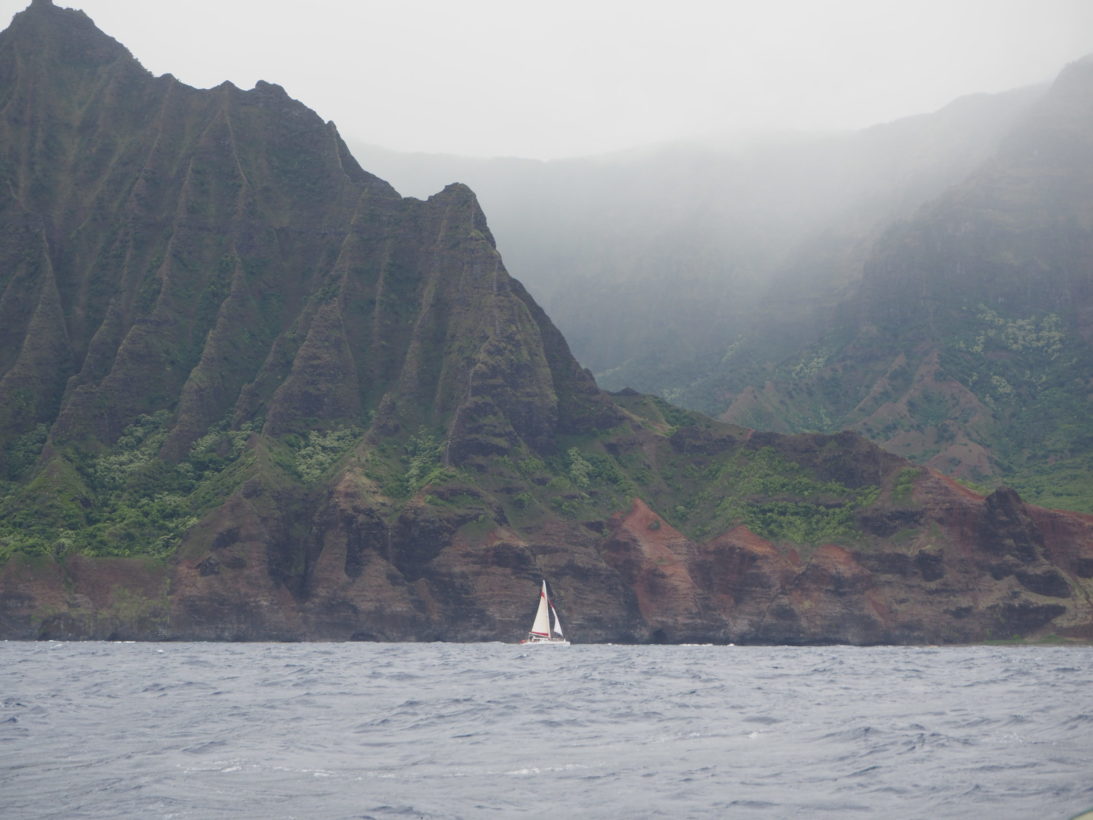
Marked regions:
[356,68,1093,514]
[717,57,1093,513]
[0,1,612,548]
[2,2,1092,643]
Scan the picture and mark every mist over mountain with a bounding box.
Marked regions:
[352,66,1093,512]
[352,85,1043,375]
[2,1,1092,644]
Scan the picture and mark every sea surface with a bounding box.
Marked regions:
[1,642,1091,819]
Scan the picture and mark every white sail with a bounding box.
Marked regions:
[551,605,564,638]
[529,580,552,637]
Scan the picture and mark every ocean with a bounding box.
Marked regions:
[1,641,1091,819]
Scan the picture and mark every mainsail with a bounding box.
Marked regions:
[530,581,552,637]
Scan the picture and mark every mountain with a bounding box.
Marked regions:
[2,1,1092,644]
[717,55,1093,513]
[353,64,1093,513]
[351,84,1043,385]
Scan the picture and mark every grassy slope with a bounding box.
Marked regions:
[0,395,908,567]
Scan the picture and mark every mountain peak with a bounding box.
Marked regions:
[0,0,603,463]
[4,0,133,69]
[1052,50,1093,77]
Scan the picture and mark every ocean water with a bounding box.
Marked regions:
[1,642,1091,819]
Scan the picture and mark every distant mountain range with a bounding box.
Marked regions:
[2,0,1092,644]
[352,64,1093,513]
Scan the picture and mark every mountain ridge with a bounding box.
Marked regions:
[351,53,1093,513]
[2,1,1092,644]
[716,52,1093,511]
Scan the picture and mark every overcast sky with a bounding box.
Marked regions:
[5,0,1093,159]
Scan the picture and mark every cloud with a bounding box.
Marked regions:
[4,0,1093,158]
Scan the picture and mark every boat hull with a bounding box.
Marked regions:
[520,637,571,646]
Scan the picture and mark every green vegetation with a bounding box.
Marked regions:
[288,427,364,484]
[1005,453,1093,513]
[658,298,1093,515]
[687,446,879,545]
[566,447,593,489]
[953,307,1065,358]
[0,413,267,560]
[403,428,454,494]
[892,467,922,504]
[651,396,696,430]
[1,423,47,481]
[937,307,1093,511]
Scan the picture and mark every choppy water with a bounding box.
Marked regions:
[1,642,1091,819]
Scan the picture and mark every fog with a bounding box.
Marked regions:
[3,0,1092,159]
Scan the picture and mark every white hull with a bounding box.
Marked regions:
[520,637,571,646]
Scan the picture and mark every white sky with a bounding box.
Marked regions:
[5,0,1093,159]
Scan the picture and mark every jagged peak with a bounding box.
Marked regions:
[3,0,136,69]
[430,181,477,202]
[14,0,89,27]
[427,182,497,246]
[253,79,289,97]
[1045,52,1093,97]
[993,50,1093,162]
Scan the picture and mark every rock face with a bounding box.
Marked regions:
[1,2,1092,644]
[0,1,610,463]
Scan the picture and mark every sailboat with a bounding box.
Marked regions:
[520,580,570,645]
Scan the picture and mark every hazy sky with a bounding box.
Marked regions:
[5,0,1093,159]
